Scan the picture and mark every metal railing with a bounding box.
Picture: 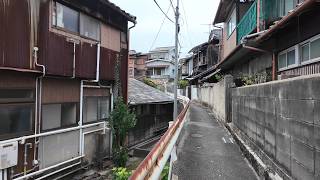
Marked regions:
[130,97,190,180]
[237,0,257,44]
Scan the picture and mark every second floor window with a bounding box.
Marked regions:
[53,2,79,33]
[52,2,101,41]
[227,8,236,37]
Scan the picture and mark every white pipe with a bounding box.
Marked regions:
[33,47,45,77]
[79,81,84,156]
[72,42,76,78]
[83,85,111,89]
[0,122,105,145]
[33,78,38,163]
[13,156,84,180]
[35,161,81,180]
[96,43,101,81]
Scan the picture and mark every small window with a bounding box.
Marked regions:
[61,103,77,127]
[42,103,77,131]
[287,49,296,66]
[278,54,286,69]
[53,2,79,33]
[301,43,310,62]
[80,13,100,41]
[83,97,110,123]
[227,8,236,37]
[0,89,34,103]
[278,47,297,70]
[310,38,320,60]
[0,105,33,139]
[98,97,110,120]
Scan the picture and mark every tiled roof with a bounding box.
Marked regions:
[128,79,173,105]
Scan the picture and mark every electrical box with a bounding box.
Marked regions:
[0,141,18,170]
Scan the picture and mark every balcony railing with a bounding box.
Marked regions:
[236,0,257,44]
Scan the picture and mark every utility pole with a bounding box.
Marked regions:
[173,0,179,120]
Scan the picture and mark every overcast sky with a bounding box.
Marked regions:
[110,0,220,57]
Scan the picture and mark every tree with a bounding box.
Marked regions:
[110,97,137,167]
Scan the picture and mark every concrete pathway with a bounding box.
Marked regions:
[172,102,258,180]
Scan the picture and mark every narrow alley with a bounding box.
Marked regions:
[172,102,258,180]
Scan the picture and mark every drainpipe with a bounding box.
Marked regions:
[95,43,101,81]
[79,81,84,156]
[72,42,76,78]
[33,47,45,167]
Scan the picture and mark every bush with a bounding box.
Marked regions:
[110,97,136,166]
[178,80,189,89]
[160,164,170,180]
[112,167,132,180]
[113,147,129,167]
[143,78,158,88]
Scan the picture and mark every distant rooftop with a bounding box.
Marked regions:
[128,79,173,105]
[150,46,175,52]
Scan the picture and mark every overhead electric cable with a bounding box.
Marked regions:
[149,5,172,51]
[153,0,174,23]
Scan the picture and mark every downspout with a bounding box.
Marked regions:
[33,47,45,168]
[80,42,101,156]
[72,42,76,78]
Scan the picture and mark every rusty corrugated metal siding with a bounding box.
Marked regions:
[100,47,118,80]
[42,78,80,103]
[38,1,73,77]
[76,42,97,79]
[0,0,31,69]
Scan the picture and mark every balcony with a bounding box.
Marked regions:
[237,0,299,44]
[236,0,257,44]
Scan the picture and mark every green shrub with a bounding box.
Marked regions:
[143,78,158,88]
[160,164,170,180]
[110,97,136,166]
[112,167,132,180]
[178,80,189,89]
[113,147,129,167]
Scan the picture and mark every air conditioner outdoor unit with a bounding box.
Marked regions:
[0,141,18,170]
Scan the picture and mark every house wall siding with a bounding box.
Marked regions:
[0,0,31,69]
[222,23,237,59]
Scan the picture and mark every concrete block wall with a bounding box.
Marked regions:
[232,74,320,180]
[197,75,233,122]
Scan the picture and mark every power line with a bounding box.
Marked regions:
[153,0,174,23]
[169,0,175,14]
[149,5,172,51]
[180,0,193,47]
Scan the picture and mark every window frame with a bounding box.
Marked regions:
[0,103,35,140]
[83,96,110,124]
[278,45,299,71]
[41,102,78,132]
[227,7,236,38]
[51,1,101,42]
[299,34,320,66]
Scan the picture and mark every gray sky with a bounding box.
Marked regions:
[111,0,219,57]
